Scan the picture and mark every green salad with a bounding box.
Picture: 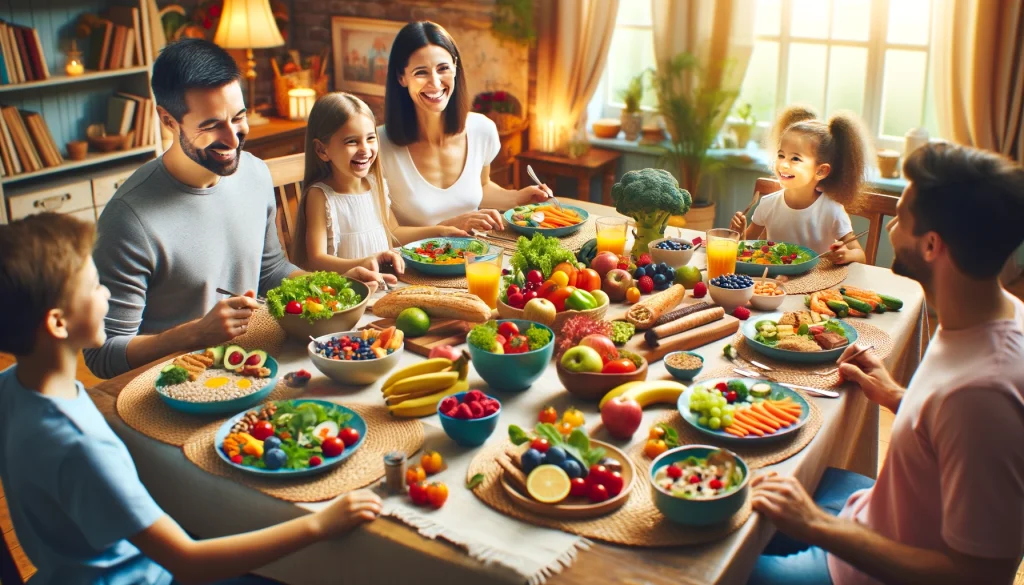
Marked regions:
[402,239,488,264]
[223,401,356,471]
[737,240,813,265]
[267,272,362,323]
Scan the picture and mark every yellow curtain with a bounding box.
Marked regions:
[532,0,619,150]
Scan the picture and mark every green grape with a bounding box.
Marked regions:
[697,416,709,427]
[708,416,722,430]
[722,414,734,427]
[723,405,735,415]
[717,396,728,407]
[710,406,722,418]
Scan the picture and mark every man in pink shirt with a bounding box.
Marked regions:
[748,142,1024,585]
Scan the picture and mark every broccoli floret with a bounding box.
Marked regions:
[610,168,692,255]
[156,366,189,387]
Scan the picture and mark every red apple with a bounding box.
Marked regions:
[600,397,643,439]
[428,345,462,361]
[590,251,620,278]
[601,268,634,302]
[578,334,618,364]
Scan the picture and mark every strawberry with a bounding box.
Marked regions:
[455,403,473,419]
[468,401,485,418]
[439,397,458,413]
[732,306,751,320]
[464,389,485,403]
[637,275,654,294]
[691,236,703,246]
[693,282,708,298]
[637,253,653,266]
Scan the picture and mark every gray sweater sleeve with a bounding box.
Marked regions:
[83,200,157,379]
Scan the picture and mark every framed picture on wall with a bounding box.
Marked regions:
[331,17,404,97]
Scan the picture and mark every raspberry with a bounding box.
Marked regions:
[637,253,652,266]
[455,403,473,419]
[464,389,485,403]
[468,401,485,418]
[761,245,770,253]
[637,275,654,294]
[439,397,458,413]
[732,306,751,320]
[483,402,499,416]
[767,241,775,246]
[443,407,458,418]
[691,236,703,246]
[693,282,708,298]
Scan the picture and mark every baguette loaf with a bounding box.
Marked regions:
[373,285,492,323]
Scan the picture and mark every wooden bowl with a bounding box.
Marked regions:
[499,439,635,519]
[592,118,622,139]
[497,296,608,330]
[556,356,648,401]
[88,134,128,153]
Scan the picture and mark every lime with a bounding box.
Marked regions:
[396,307,431,337]
[526,464,571,504]
[675,265,702,289]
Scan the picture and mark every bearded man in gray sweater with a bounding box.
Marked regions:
[85,39,381,379]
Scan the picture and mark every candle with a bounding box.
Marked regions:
[65,40,84,76]
[288,88,316,121]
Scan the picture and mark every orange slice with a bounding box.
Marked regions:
[526,464,571,504]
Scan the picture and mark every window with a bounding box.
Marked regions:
[587,2,658,122]
[739,0,941,150]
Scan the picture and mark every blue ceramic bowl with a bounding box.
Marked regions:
[438,391,501,446]
[742,311,859,363]
[155,354,279,415]
[467,319,554,391]
[734,240,819,277]
[214,399,367,478]
[400,237,499,276]
[676,378,810,444]
[664,351,704,381]
[503,204,590,238]
[649,445,750,526]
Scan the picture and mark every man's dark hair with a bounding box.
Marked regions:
[384,21,469,146]
[903,142,1024,279]
[152,38,242,121]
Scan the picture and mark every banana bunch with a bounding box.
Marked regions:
[384,351,470,417]
[599,379,687,410]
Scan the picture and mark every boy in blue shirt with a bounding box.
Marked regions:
[0,213,382,585]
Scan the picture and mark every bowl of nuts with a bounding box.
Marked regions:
[749,279,787,311]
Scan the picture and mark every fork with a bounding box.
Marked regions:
[732,368,840,398]
[814,344,874,376]
[216,287,266,304]
[527,165,562,211]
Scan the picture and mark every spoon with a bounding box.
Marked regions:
[527,164,562,211]
[706,449,738,483]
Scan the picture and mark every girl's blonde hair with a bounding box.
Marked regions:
[291,92,395,268]
[769,104,872,203]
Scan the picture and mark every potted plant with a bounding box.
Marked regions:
[729,101,756,148]
[618,71,645,141]
[650,52,738,230]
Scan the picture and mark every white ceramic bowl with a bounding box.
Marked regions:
[307,330,404,385]
[708,281,754,312]
[648,237,695,268]
[749,280,787,311]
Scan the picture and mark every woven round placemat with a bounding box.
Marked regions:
[398,269,469,289]
[116,358,305,447]
[731,319,893,388]
[481,215,598,253]
[781,259,849,294]
[182,403,424,502]
[466,440,752,547]
[228,306,287,356]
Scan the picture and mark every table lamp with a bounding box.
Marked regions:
[213,0,285,126]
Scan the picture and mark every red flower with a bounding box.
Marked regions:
[494,91,507,101]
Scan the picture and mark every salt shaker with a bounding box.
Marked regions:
[383,451,407,495]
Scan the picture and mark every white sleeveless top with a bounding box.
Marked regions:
[377,112,501,227]
[311,180,390,260]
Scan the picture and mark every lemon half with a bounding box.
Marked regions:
[526,464,571,504]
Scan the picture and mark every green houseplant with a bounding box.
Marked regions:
[618,71,645,141]
[729,101,756,148]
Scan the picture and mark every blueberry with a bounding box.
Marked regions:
[656,263,668,275]
[560,459,584,479]
[264,436,282,451]
[521,449,544,474]
[634,268,646,279]
[544,446,567,466]
[653,273,667,285]
[263,448,287,470]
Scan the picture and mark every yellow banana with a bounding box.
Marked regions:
[598,381,648,410]
[454,353,470,381]
[388,380,469,417]
[622,380,688,408]
[381,358,452,390]
[386,384,457,406]
[383,371,459,397]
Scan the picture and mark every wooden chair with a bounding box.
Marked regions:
[747,177,900,265]
[265,153,305,261]
[1,481,36,585]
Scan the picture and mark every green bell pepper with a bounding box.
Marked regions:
[565,289,598,311]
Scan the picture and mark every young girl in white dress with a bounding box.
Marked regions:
[291,93,465,279]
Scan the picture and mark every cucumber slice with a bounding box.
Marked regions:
[161,364,177,373]
[750,383,772,398]
[754,320,777,332]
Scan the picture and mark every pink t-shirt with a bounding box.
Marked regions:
[828,294,1024,584]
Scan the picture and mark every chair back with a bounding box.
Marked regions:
[265,153,305,261]
[748,177,900,265]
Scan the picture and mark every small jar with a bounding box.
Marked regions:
[65,40,84,76]
[383,451,407,495]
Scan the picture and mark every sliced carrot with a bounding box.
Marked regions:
[735,411,775,433]
[763,402,799,424]
[724,426,747,437]
[746,408,782,430]
[773,404,803,416]
[752,403,789,426]
[730,418,765,437]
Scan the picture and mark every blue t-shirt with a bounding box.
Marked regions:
[0,365,173,585]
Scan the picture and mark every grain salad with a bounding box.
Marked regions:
[666,352,703,370]
[157,368,272,403]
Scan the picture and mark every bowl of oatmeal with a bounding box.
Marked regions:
[649,445,749,526]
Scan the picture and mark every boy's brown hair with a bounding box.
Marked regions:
[0,213,95,355]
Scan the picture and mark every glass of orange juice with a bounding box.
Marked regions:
[465,250,503,309]
[595,217,628,256]
[706,228,740,280]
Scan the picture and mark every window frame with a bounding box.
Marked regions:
[590,20,658,121]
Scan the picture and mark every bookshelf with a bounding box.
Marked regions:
[0,0,161,224]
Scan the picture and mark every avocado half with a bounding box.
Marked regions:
[223,345,246,371]
[243,349,268,368]
[207,345,226,367]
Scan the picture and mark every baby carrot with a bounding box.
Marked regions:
[724,426,747,437]
[762,402,798,424]
[746,408,782,430]
[735,411,775,434]
[730,418,764,437]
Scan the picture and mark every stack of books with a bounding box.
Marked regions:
[0,22,50,84]
[0,107,63,176]
[108,92,154,149]
[86,7,144,72]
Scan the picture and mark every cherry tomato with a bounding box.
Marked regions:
[498,321,520,340]
[557,421,574,436]
[587,482,609,502]
[725,390,738,403]
[285,300,303,314]
[588,464,609,485]
[421,451,444,475]
[339,427,361,447]
[538,406,558,424]
[526,269,544,285]
[530,438,551,453]
[321,436,345,458]
[625,287,641,304]
[561,408,585,428]
[309,456,323,467]
[644,439,668,458]
[549,271,570,288]
[523,290,539,302]
[249,420,274,441]
[426,482,449,509]
[601,358,637,374]
[409,481,429,506]
[648,426,666,440]
[569,477,588,497]
[603,471,624,497]
[507,284,521,297]
[230,454,243,464]
[406,465,427,486]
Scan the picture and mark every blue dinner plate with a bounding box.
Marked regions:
[734,240,819,277]
[214,399,367,478]
[503,204,589,238]
[400,237,499,276]
[677,378,810,444]
[155,354,279,416]
[742,311,858,363]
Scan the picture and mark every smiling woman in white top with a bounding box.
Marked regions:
[378,21,552,233]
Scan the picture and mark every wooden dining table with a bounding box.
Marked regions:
[87,199,929,585]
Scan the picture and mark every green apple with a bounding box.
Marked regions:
[590,289,610,307]
[675,265,703,289]
[560,345,604,373]
[523,298,557,327]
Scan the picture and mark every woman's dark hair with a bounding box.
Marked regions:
[152,38,242,121]
[772,106,871,203]
[903,142,1024,279]
[384,21,469,146]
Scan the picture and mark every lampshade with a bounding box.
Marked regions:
[213,0,285,50]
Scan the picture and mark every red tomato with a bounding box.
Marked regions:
[587,482,609,502]
[230,454,243,464]
[537,280,560,300]
[285,300,302,314]
[569,477,588,497]
[250,421,274,441]
[530,438,550,453]
[309,456,323,467]
[588,464,609,485]
[575,268,601,292]
[602,471,624,497]
[409,481,429,506]
[523,290,539,302]
[498,321,520,340]
[507,284,521,297]
[427,482,449,508]
[601,358,638,374]
[339,427,361,447]
[547,286,575,311]
[321,436,345,458]
[538,406,558,424]
[526,269,544,285]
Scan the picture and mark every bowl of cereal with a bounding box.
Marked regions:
[749,279,787,311]
[153,347,279,415]
[664,351,704,381]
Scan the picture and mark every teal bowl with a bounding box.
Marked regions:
[742,311,859,364]
[503,204,590,238]
[467,319,554,391]
[438,392,501,446]
[734,241,819,277]
[664,351,704,381]
[649,445,750,526]
[155,355,279,415]
[399,237,499,276]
